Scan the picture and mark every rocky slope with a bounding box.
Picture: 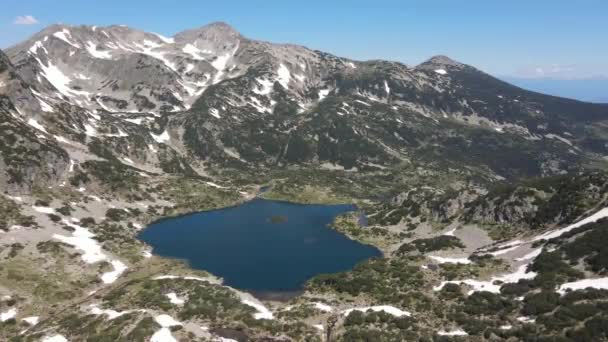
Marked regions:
[0,50,69,192]
[3,21,608,186]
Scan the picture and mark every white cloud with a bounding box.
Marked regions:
[512,63,608,80]
[14,15,39,25]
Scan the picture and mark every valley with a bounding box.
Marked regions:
[1,21,608,341]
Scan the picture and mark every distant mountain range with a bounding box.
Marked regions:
[502,76,608,103]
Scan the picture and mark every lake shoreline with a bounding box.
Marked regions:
[143,183,359,228]
[138,198,381,295]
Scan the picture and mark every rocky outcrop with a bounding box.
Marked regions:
[463,172,608,229]
[0,50,69,192]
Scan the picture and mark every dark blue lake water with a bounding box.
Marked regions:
[138,198,381,294]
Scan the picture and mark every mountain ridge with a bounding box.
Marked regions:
[3,21,608,189]
[7,22,462,68]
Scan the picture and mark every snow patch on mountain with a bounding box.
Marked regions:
[209,108,220,119]
[150,130,170,143]
[36,59,90,98]
[84,123,97,137]
[277,64,291,89]
[1,307,17,322]
[36,97,54,112]
[443,227,457,236]
[53,29,80,49]
[22,316,39,326]
[166,292,185,305]
[545,133,574,146]
[53,219,127,284]
[155,314,182,327]
[151,328,177,342]
[33,206,55,214]
[318,88,330,101]
[75,73,90,80]
[489,244,521,256]
[515,248,543,262]
[85,41,112,59]
[428,255,472,264]
[27,118,48,134]
[41,334,68,342]
[293,73,306,82]
[53,220,107,263]
[101,260,127,284]
[558,277,608,294]
[434,264,537,294]
[210,43,238,84]
[211,53,231,70]
[311,302,332,312]
[253,78,274,95]
[342,305,410,317]
[117,41,177,72]
[241,299,274,320]
[154,274,219,283]
[151,314,181,342]
[153,32,174,44]
[28,40,48,55]
[142,39,163,49]
[182,43,206,60]
[532,207,608,241]
[184,63,195,73]
[249,96,271,113]
[438,329,468,336]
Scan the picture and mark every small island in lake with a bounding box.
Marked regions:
[269,215,288,224]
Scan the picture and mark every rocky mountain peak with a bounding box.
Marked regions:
[174,21,241,43]
[35,23,72,34]
[416,55,465,71]
[202,21,239,33]
[426,55,460,65]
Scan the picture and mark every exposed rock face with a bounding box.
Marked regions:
[415,54,465,71]
[462,172,608,229]
[430,190,481,222]
[0,50,69,192]
[374,171,608,232]
[464,188,542,225]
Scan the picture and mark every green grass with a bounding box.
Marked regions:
[0,196,36,232]
[0,257,95,305]
[331,212,400,250]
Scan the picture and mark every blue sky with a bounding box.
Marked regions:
[1,0,607,78]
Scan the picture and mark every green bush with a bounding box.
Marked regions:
[106,208,128,221]
[397,236,465,255]
[522,291,560,315]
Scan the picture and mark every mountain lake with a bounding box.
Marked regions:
[138,198,381,297]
